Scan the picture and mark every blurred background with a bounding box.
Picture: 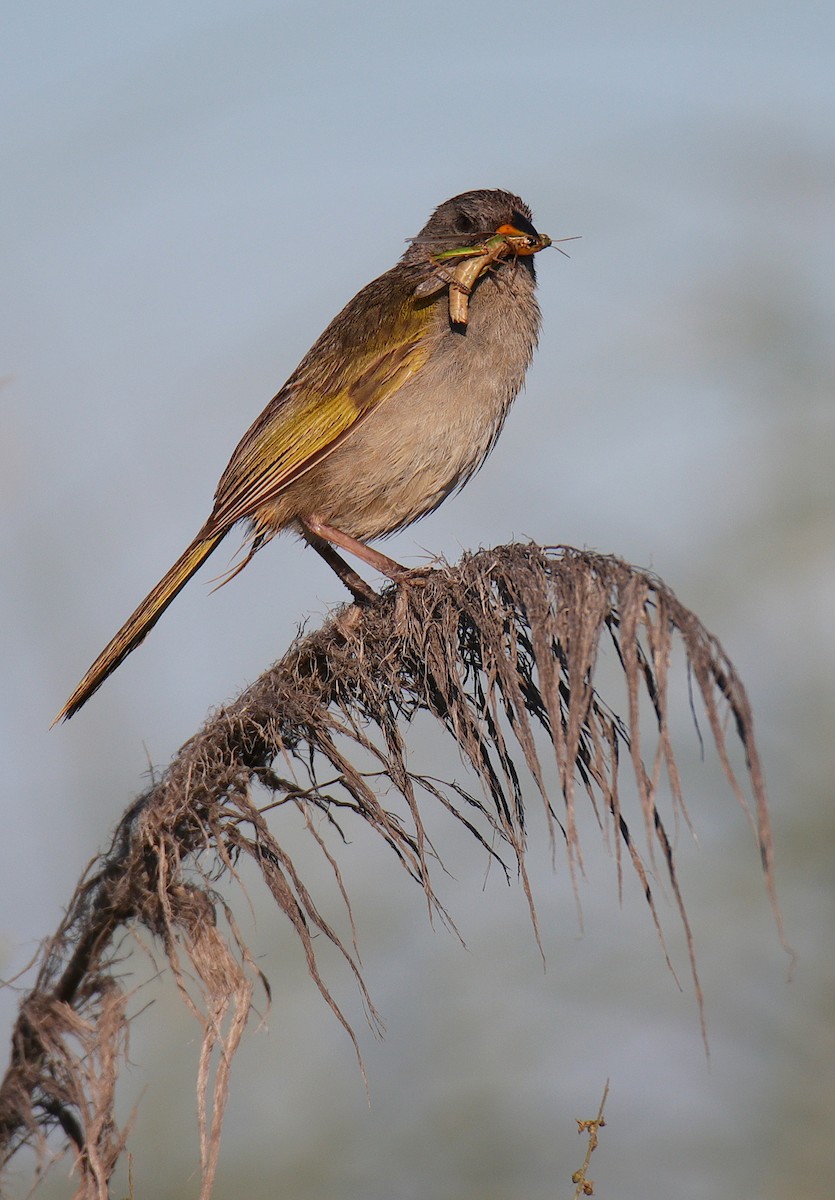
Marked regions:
[2,2,833,1197]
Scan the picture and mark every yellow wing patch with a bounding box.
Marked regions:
[207,336,432,532]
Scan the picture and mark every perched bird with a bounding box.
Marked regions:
[55,188,552,722]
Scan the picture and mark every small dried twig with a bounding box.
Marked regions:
[571,1080,610,1198]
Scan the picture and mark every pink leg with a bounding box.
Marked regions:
[301,516,410,582]
[301,525,378,603]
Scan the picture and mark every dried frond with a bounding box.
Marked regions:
[0,543,783,1198]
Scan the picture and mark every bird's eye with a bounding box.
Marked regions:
[454,211,478,234]
[509,210,539,238]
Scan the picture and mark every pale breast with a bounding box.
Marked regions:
[263,260,541,542]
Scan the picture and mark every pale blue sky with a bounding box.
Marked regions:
[2,3,834,1196]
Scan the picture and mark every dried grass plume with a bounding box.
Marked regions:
[0,543,785,1199]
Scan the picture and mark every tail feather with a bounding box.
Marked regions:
[53,529,227,724]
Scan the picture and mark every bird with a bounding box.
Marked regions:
[54,188,552,723]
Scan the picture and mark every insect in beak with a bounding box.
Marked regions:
[434,226,553,325]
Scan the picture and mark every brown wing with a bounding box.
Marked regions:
[207,338,430,532]
[205,267,438,534]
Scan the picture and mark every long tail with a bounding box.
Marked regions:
[53,527,227,724]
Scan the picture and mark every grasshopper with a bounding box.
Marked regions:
[415,229,552,326]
